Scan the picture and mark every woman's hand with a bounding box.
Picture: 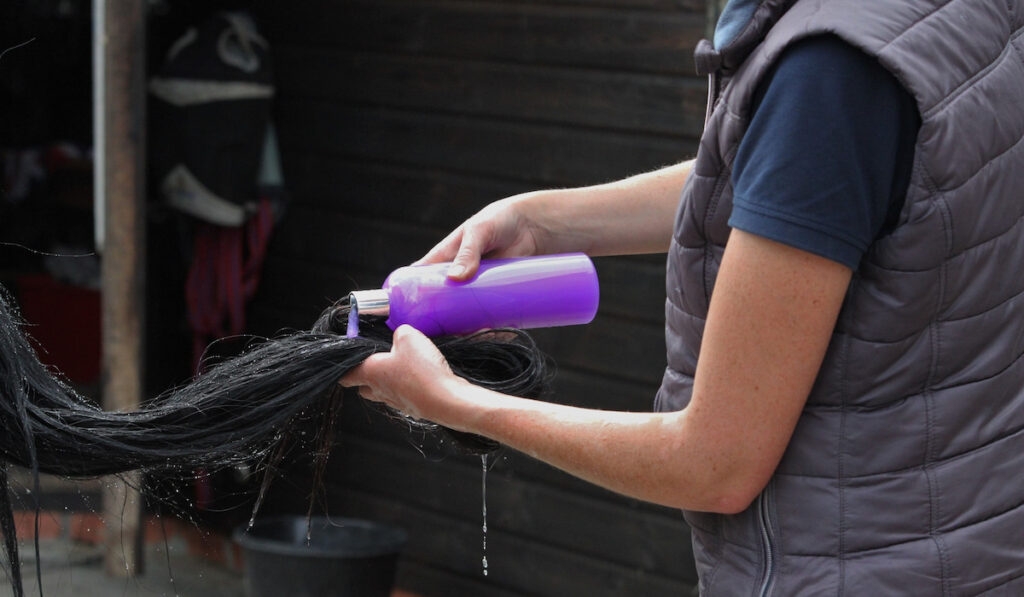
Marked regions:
[415,194,543,281]
[338,325,469,426]
[415,160,695,280]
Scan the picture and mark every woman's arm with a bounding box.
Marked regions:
[525,159,695,257]
[418,160,694,280]
[341,230,851,512]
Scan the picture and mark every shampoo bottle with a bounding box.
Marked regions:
[348,253,600,337]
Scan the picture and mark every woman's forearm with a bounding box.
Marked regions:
[521,160,694,256]
[446,381,744,512]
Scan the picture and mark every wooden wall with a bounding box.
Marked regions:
[249,1,707,595]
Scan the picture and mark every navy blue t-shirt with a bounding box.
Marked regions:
[728,35,921,270]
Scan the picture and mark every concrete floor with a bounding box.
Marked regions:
[1,470,246,596]
[0,539,244,597]
[1,471,416,597]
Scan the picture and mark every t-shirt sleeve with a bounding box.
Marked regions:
[728,35,920,270]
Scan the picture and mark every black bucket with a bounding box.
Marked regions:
[234,516,407,597]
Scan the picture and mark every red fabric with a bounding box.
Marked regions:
[185,198,274,375]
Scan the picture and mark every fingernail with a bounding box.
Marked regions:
[449,264,466,278]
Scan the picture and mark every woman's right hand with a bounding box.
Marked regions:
[415,194,545,281]
[415,159,694,280]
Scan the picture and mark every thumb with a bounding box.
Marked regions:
[391,323,421,345]
[337,353,381,387]
[391,324,433,350]
[391,325,449,370]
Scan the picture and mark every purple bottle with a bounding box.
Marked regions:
[347,253,600,338]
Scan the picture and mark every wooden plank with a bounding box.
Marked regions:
[280,154,525,230]
[275,99,696,188]
[280,159,692,268]
[276,158,675,277]
[530,317,666,384]
[333,487,693,596]
[256,1,704,75]
[273,48,707,138]
[330,410,594,500]
[591,256,666,325]
[268,446,697,597]
[255,255,371,310]
[397,560,523,597]
[263,208,436,274]
[248,302,312,337]
[323,436,696,578]
[550,367,661,412]
[487,447,666,503]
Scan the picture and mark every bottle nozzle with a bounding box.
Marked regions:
[349,289,390,317]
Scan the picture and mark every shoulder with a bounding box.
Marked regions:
[729,34,920,270]
[757,34,907,110]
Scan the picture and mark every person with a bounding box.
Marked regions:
[341,1,1024,594]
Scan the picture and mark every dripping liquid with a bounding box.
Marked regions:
[346,304,360,337]
[481,453,488,576]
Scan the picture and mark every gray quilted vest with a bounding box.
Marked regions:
[655,1,1024,594]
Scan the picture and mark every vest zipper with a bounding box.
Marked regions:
[756,482,777,597]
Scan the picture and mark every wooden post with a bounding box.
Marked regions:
[95,0,146,577]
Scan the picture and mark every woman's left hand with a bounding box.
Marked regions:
[338,325,468,425]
